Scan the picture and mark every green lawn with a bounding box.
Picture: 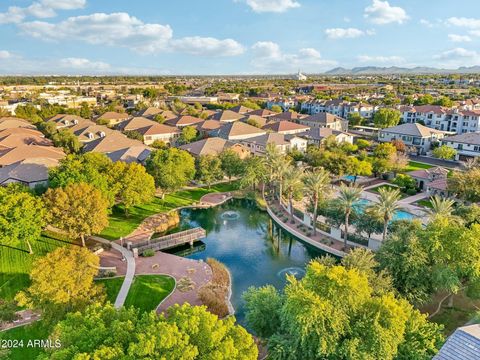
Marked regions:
[96,276,125,304]
[124,275,175,312]
[101,182,239,240]
[0,321,50,360]
[404,161,434,172]
[0,234,76,301]
[416,199,433,209]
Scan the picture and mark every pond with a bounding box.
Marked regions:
[170,199,326,326]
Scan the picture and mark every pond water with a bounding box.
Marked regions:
[170,199,326,325]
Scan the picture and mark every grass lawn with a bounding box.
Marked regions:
[416,199,433,209]
[96,276,125,304]
[0,321,51,360]
[404,161,434,172]
[0,234,77,301]
[101,181,239,240]
[124,275,175,312]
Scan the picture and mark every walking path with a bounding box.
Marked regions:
[0,310,41,332]
[91,236,135,308]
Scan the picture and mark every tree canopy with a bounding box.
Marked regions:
[373,108,401,129]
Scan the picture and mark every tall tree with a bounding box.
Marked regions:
[110,162,156,214]
[282,166,304,222]
[303,168,331,235]
[432,145,456,160]
[43,303,258,359]
[15,247,105,323]
[0,185,45,254]
[337,184,362,249]
[448,167,480,203]
[219,149,244,182]
[178,126,198,145]
[373,108,401,129]
[426,195,456,220]
[195,154,223,188]
[145,148,196,197]
[241,155,267,194]
[43,183,109,247]
[372,187,402,241]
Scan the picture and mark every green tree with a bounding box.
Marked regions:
[270,105,282,113]
[145,148,196,197]
[44,303,257,359]
[178,126,198,145]
[354,207,384,240]
[356,139,371,150]
[448,167,480,202]
[372,187,402,241]
[51,129,82,154]
[426,195,455,220]
[373,108,401,129]
[0,185,45,254]
[0,299,19,324]
[414,94,434,106]
[43,183,109,247]
[244,260,443,360]
[337,184,362,249]
[434,96,453,107]
[347,112,363,126]
[432,145,456,160]
[219,149,244,181]
[303,168,331,235]
[110,162,156,214]
[195,154,223,188]
[282,166,304,222]
[124,129,144,141]
[16,247,105,323]
[241,155,267,194]
[79,102,92,119]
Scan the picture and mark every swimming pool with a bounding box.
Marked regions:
[343,175,356,182]
[355,198,416,221]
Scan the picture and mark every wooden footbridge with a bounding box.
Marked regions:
[126,227,206,255]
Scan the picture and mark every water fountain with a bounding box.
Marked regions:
[277,267,306,279]
[220,210,240,220]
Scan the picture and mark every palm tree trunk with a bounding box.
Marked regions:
[289,195,294,223]
[312,195,318,236]
[344,212,350,250]
[26,239,34,255]
[81,234,86,247]
[262,182,265,198]
[279,182,283,205]
[382,216,388,241]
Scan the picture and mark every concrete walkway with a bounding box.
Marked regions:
[91,236,135,308]
[400,192,429,205]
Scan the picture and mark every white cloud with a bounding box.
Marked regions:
[447,17,480,29]
[433,48,480,67]
[0,0,85,24]
[251,41,336,73]
[242,0,300,13]
[357,55,405,64]
[170,37,244,56]
[59,57,110,71]
[19,12,244,57]
[325,28,375,40]
[364,0,409,25]
[0,51,12,59]
[420,19,433,27]
[448,34,472,43]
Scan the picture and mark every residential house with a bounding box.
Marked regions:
[0,117,36,131]
[441,132,480,161]
[195,120,224,137]
[240,115,270,128]
[70,123,114,143]
[0,128,51,148]
[245,109,278,118]
[268,111,306,122]
[378,123,446,155]
[297,128,353,146]
[117,117,180,145]
[241,133,308,156]
[136,107,163,119]
[179,137,250,159]
[230,105,253,114]
[434,324,480,360]
[217,121,266,140]
[0,157,59,189]
[266,97,296,111]
[406,166,448,191]
[0,144,65,167]
[262,120,310,135]
[96,111,130,126]
[209,110,244,122]
[298,113,348,132]
[48,114,91,129]
[165,115,204,128]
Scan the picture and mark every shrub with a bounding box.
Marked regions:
[142,249,155,257]
[406,188,417,196]
[198,258,231,318]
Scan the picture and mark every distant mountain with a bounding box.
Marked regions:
[324,66,480,75]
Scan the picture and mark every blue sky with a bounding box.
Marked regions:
[0,0,479,75]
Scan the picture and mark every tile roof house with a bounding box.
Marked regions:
[296,128,353,145]
[217,121,267,140]
[245,109,279,118]
[268,111,306,122]
[70,123,115,143]
[378,123,446,155]
[0,128,52,148]
[441,132,480,161]
[0,144,65,167]
[0,117,36,131]
[165,115,204,128]
[230,105,253,114]
[240,115,270,128]
[241,133,308,155]
[434,324,480,360]
[179,137,250,159]
[136,107,163,119]
[96,111,130,126]
[262,120,310,135]
[407,166,448,191]
[82,131,150,162]
[48,114,89,129]
[298,113,348,132]
[195,120,225,137]
[107,146,152,164]
[209,110,244,123]
[0,157,60,189]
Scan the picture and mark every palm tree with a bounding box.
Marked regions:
[337,184,362,250]
[426,195,455,219]
[373,187,402,241]
[271,156,290,204]
[303,168,331,235]
[283,166,305,222]
[265,143,282,195]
